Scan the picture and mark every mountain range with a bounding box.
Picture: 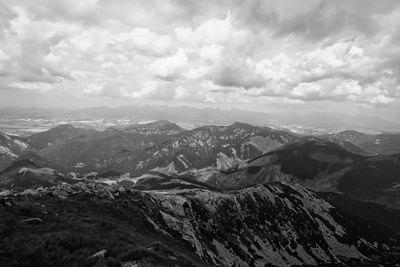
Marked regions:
[1,120,400,266]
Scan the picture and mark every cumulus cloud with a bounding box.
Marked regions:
[111,28,173,57]
[252,39,398,105]
[148,49,188,80]
[212,57,265,89]
[0,0,400,112]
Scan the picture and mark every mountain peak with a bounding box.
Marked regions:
[104,126,122,134]
[152,119,173,125]
[230,121,253,128]
[124,120,184,135]
[27,124,98,150]
[272,137,367,162]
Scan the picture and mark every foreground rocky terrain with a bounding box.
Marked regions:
[1,181,400,266]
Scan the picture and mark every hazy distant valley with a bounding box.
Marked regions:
[2,105,400,137]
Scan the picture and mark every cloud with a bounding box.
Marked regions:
[177,11,233,44]
[212,57,265,89]
[110,28,173,57]
[251,38,399,105]
[148,49,188,80]
[130,81,176,100]
[236,0,400,40]
[0,0,399,112]
[0,6,76,84]
[200,44,223,62]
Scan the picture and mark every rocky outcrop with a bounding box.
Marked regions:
[151,183,374,266]
[2,181,398,266]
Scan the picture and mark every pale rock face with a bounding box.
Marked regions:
[150,183,372,266]
[0,132,32,170]
[0,146,18,158]
[13,139,29,150]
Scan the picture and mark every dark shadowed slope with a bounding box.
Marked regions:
[195,138,400,198]
[197,137,363,191]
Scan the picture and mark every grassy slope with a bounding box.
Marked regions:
[0,192,207,267]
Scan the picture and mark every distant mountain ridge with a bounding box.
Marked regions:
[123,120,185,135]
[89,121,297,176]
[6,121,395,178]
[27,124,99,150]
[1,105,399,132]
[33,120,186,172]
[4,121,297,176]
[324,130,400,155]
[173,137,400,208]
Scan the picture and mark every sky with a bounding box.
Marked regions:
[0,0,400,121]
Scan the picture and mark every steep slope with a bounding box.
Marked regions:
[152,183,395,266]
[319,191,400,234]
[322,137,369,155]
[334,153,400,192]
[195,138,400,209]
[322,153,400,209]
[358,133,400,155]
[0,132,31,171]
[1,182,398,266]
[200,137,362,191]
[335,140,369,155]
